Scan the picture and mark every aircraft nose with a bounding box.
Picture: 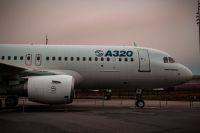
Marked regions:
[184,67,193,81]
[179,64,193,82]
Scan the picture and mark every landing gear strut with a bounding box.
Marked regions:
[5,96,18,107]
[135,89,145,108]
[104,89,112,100]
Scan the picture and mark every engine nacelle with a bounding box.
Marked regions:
[26,75,74,104]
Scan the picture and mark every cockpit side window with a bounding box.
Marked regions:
[169,57,175,63]
[163,56,175,63]
[163,57,168,63]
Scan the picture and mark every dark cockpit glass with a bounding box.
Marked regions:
[163,57,168,63]
[168,57,175,63]
[163,57,175,63]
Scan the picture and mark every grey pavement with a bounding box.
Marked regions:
[0,99,200,133]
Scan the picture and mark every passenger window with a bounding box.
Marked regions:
[131,58,134,62]
[64,57,68,61]
[70,57,74,61]
[46,56,49,61]
[169,57,175,63]
[20,56,23,60]
[95,57,98,61]
[101,57,104,61]
[119,58,122,61]
[8,56,11,60]
[77,57,80,61]
[52,57,56,61]
[124,58,128,62]
[37,56,40,60]
[1,56,5,60]
[82,57,86,61]
[14,56,17,60]
[163,57,168,63]
[27,56,31,60]
[107,57,110,61]
[89,57,92,61]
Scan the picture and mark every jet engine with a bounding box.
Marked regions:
[26,75,75,104]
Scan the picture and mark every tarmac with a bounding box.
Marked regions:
[0,99,200,133]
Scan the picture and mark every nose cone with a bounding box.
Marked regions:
[184,67,193,81]
[179,64,193,83]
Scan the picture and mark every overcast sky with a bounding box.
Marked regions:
[0,0,199,75]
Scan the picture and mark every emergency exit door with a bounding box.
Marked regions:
[138,49,150,72]
[35,54,42,66]
[25,54,32,66]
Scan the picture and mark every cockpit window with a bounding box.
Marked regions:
[163,57,175,63]
[169,57,175,63]
[163,57,168,63]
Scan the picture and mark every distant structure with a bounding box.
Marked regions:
[197,0,200,52]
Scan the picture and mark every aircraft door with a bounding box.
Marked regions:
[35,54,42,66]
[138,49,151,72]
[25,54,32,66]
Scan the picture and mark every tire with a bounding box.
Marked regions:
[5,96,18,107]
[104,95,111,100]
[135,100,145,108]
[104,96,108,100]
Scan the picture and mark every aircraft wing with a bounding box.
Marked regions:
[0,62,80,80]
[0,63,27,80]
[0,63,26,73]
[0,63,60,79]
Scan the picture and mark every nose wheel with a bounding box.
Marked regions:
[135,89,145,108]
[135,99,145,108]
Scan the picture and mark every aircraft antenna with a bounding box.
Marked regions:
[197,0,200,53]
[46,34,48,45]
[133,42,137,47]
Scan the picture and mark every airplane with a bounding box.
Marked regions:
[0,44,192,108]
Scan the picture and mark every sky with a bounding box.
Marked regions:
[0,0,199,75]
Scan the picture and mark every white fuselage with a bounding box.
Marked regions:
[0,44,192,90]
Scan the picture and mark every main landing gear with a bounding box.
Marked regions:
[0,96,18,108]
[5,96,19,107]
[135,89,145,108]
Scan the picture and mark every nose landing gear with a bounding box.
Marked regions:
[135,89,145,108]
[135,99,145,108]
